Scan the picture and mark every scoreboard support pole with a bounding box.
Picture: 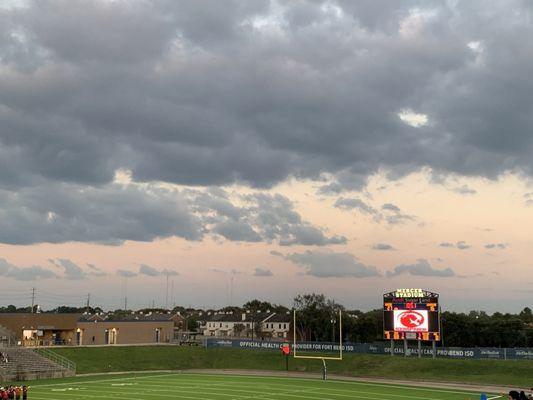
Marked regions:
[432,340,436,358]
[417,338,421,358]
[390,338,394,356]
[403,338,408,357]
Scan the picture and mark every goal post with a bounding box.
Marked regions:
[292,309,343,379]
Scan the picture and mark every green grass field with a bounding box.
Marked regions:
[23,372,499,400]
[51,346,533,387]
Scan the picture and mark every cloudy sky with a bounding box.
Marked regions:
[1,0,532,312]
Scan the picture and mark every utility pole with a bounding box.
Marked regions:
[86,293,90,313]
[230,276,234,307]
[171,279,175,310]
[165,271,169,310]
[123,277,128,311]
[31,287,35,313]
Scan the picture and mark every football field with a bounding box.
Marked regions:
[25,372,500,400]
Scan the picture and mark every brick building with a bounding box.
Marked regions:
[0,312,182,346]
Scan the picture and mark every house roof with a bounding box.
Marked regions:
[78,313,177,322]
[204,312,288,323]
[264,313,291,323]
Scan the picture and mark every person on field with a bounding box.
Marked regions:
[509,391,521,400]
[14,387,20,400]
[21,386,27,400]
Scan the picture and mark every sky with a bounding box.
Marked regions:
[0,0,533,313]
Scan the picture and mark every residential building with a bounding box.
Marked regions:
[201,311,291,339]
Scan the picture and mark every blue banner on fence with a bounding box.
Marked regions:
[204,338,533,360]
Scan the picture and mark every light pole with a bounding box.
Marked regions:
[441,317,445,347]
[330,318,336,342]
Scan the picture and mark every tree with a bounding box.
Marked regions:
[254,319,263,339]
[186,315,199,332]
[233,323,246,338]
[519,307,533,324]
[293,293,343,342]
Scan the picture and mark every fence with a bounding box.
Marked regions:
[205,338,533,360]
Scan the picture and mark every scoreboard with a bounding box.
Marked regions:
[383,288,440,341]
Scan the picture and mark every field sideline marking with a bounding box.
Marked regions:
[487,396,502,400]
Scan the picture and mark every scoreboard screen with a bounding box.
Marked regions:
[383,288,440,341]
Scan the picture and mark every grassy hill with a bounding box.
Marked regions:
[49,345,533,387]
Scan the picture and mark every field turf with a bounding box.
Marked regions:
[24,372,499,400]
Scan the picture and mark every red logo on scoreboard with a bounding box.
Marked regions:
[394,310,428,332]
[399,311,425,328]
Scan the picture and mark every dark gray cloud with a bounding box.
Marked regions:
[371,243,396,251]
[86,263,107,277]
[439,241,472,250]
[116,269,137,278]
[203,191,347,245]
[3,1,533,186]
[213,220,263,243]
[279,250,380,278]
[0,180,344,246]
[210,268,242,275]
[49,258,86,280]
[139,264,160,277]
[0,258,57,281]
[1,1,533,243]
[453,185,477,195]
[381,203,416,225]
[382,203,401,213]
[456,241,472,250]
[334,197,377,215]
[387,259,455,277]
[139,264,179,277]
[253,267,274,277]
[0,183,202,245]
[335,198,416,225]
[484,243,507,250]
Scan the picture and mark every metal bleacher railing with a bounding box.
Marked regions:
[32,348,76,372]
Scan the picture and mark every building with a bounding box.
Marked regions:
[0,312,184,346]
[76,313,175,345]
[201,311,291,339]
[0,313,81,346]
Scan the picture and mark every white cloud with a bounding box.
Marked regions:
[398,109,429,128]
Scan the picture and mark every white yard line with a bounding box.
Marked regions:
[175,373,486,396]
[30,372,174,387]
[30,371,489,400]
[141,377,447,400]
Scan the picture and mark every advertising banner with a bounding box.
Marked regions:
[205,338,533,360]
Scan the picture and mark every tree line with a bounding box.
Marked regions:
[2,294,532,347]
